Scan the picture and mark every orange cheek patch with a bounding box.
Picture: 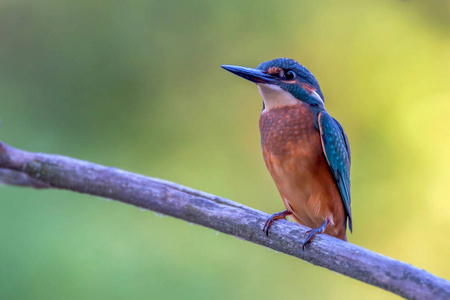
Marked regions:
[284,79,299,84]
[267,67,283,76]
[300,82,316,94]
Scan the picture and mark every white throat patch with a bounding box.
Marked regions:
[309,89,324,104]
[257,84,298,112]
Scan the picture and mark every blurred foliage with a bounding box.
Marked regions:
[1,0,449,299]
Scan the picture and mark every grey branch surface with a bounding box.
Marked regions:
[0,142,449,300]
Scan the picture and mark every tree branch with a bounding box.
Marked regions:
[0,141,448,299]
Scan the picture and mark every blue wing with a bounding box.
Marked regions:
[318,111,352,232]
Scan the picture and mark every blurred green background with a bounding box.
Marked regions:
[1,1,449,299]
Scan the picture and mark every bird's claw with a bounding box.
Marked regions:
[262,210,292,237]
[301,219,330,251]
[262,217,274,236]
[301,229,316,251]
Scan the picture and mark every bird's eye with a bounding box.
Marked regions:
[285,70,296,80]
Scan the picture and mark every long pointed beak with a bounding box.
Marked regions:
[221,65,277,84]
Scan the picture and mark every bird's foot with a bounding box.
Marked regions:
[301,219,330,251]
[262,210,292,236]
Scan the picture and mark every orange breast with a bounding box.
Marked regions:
[259,103,346,240]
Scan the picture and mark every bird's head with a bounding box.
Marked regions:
[222,58,324,111]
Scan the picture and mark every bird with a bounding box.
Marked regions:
[221,58,352,249]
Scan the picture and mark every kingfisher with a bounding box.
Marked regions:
[222,58,352,249]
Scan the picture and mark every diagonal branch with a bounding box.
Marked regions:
[0,141,449,299]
